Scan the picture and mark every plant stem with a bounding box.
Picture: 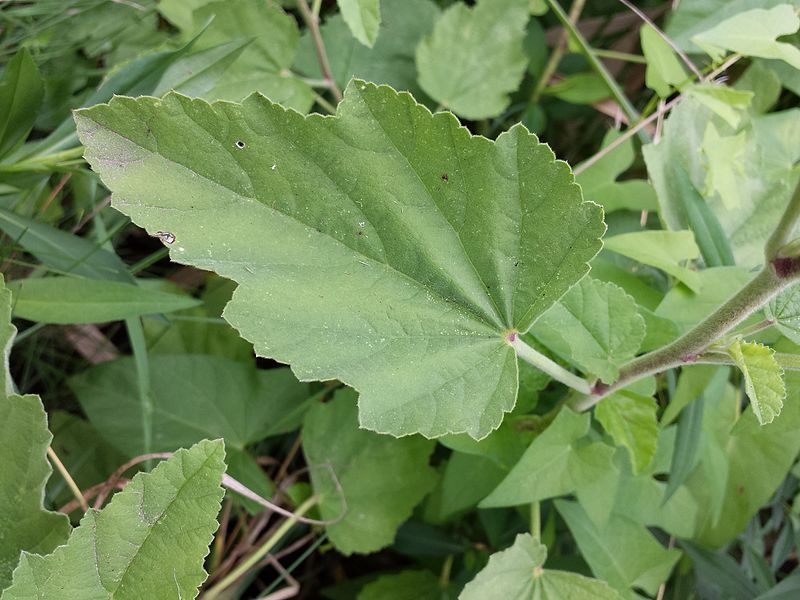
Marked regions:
[530,0,586,104]
[507,332,592,395]
[732,318,775,340]
[592,49,648,64]
[545,0,650,143]
[531,501,541,542]
[296,0,342,104]
[47,446,88,512]
[204,496,318,599]
[125,317,152,467]
[574,181,800,412]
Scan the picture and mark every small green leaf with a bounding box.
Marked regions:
[727,338,785,425]
[460,533,621,599]
[337,0,381,47]
[0,48,44,159]
[641,25,687,97]
[595,390,658,473]
[692,5,800,69]
[480,408,615,508]
[603,230,702,292]
[416,0,529,119]
[0,208,133,283]
[358,570,444,600]
[2,439,226,599]
[556,500,681,596]
[302,389,437,554]
[75,81,604,440]
[687,84,753,128]
[70,355,311,455]
[533,277,646,383]
[543,73,611,104]
[8,277,201,324]
[0,278,70,591]
[766,283,800,344]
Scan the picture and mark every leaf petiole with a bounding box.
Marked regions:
[507,332,592,395]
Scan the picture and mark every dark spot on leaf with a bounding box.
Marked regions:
[441,174,449,182]
[514,261,519,267]
[357,231,363,236]
[235,140,246,149]
[738,484,745,495]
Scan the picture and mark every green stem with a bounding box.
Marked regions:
[544,0,650,143]
[731,318,775,340]
[573,267,799,411]
[205,496,318,599]
[125,317,152,466]
[592,49,647,64]
[0,146,85,173]
[531,501,541,542]
[530,0,586,104]
[508,333,592,395]
[296,0,342,103]
[766,182,800,260]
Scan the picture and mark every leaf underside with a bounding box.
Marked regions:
[75,80,603,440]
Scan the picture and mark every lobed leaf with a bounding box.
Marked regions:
[2,439,226,600]
[75,80,604,440]
[416,0,529,119]
[766,283,800,344]
[460,533,621,599]
[595,391,658,474]
[726,338,785,425]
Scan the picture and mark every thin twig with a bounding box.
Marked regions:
[617,0,702,79]
[531,0,586,104]
[39,173,72,216]
[296,0,342,104]
[47,446,88,512]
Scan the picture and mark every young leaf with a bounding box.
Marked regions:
[69,355,311,455]
[2,439,226,599]
[640,25,687,97]
[692,5,800,69]
[533,277,646,384]
[337,0,381,48]
[295,0,439,97]
[726,338,785,425]
[766,283,800,344]
[302,389,437,554]
[8,277,201,324]
[75,81,604,440]
[416,0,529,119]
[480,408,615,508]
[556,500,681,596]
[595,390,658,474]
[0,48,44,159]
[0,277,70,591]
[603,230,702,292]
[460,533,621,599]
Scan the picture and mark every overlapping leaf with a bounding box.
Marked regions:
[2,440,226,599]
[302,389,437,554]
[416,0,529,119]
[75,80,604,439]
[727,338,785,425]
[766,283,800,344]
[595,390,658,473]
[0,277,70,591]
[460,533,621,599]
[338,0,381,47]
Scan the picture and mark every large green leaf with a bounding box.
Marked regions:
[2,439,226,599]
[460,533,621,599]
[0,48,44,159]
[416,0,529,119]
[75,81,604,440]
[8,277,201,324]
[337,0,381,47]
[69,355,311,455]
[358,570,446,600]
[302,389,437,554]
[480,408,614,507]
[692,5,800,68]
[0,278,70,591]
[555,500,681,596]
[532,277,645,383]
[595,390,658,474]
[726,338,785,425]
[295,0,439,97]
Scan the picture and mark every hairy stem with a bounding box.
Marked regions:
[507,332,592,395]
[296,0,342,104]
